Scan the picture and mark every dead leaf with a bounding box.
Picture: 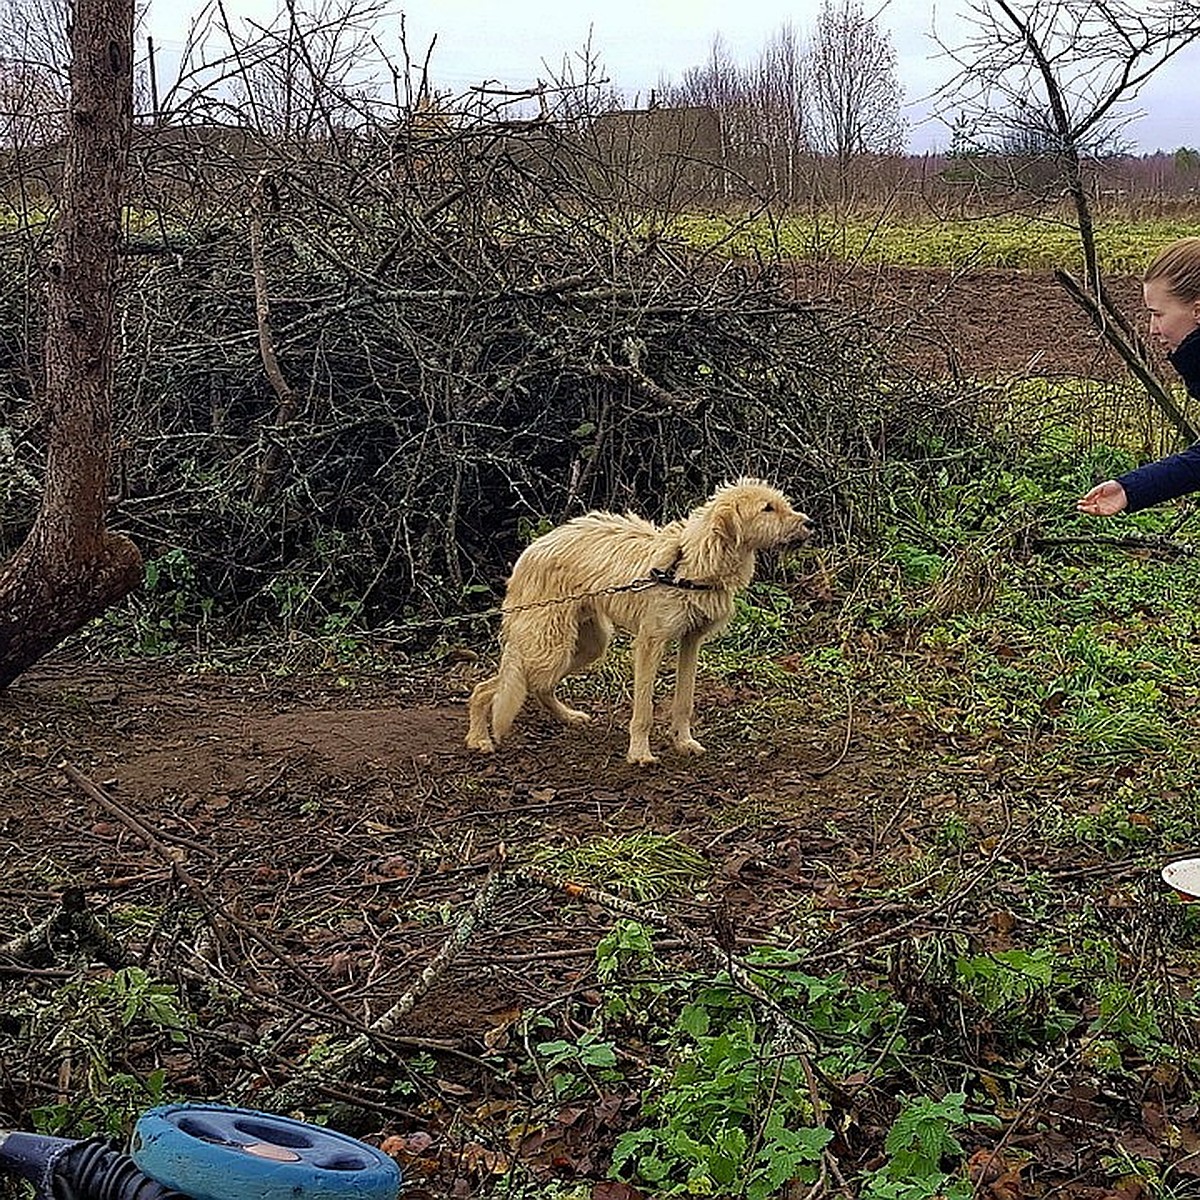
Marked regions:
[591,1184,645,1200]
[379,1132,439,1178]
[376,855,412,878]
[1115,1133,1162,1163]
[967,1150,1027,1200]
[364,819,405,834]
[458,1141,509,1174]
[483,1006,522,1050]
[989,911,1017,934]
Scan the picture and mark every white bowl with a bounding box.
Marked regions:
[1162,858,1200,900]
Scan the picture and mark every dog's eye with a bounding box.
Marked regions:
[763,503,775,513]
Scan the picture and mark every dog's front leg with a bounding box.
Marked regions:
[671,630,706,756]
[628,634,666,765]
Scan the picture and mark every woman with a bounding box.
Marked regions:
[1077,237,1200,517]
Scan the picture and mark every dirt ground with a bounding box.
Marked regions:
[4,635,1178,1199]
[1,650,959,1187]
[0,267,1178,1198]
[1,655,912,1034]
[813,263,1149,380]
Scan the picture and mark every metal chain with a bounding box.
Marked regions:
[379,569,682,636]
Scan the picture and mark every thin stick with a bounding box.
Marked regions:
[263,865,510,1111]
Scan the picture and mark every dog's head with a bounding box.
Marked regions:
[707,478,814,550]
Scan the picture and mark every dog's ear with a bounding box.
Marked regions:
[710,496,741,545]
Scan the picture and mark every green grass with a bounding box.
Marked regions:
[529,833,711,901]
[673,212,1200,273]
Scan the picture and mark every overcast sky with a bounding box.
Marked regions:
[143,0,1199,155]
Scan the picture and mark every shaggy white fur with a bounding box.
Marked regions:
[466,478,813,765]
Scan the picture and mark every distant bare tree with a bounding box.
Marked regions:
[0,0,69,146]
[941,0,1200,438]
[0,56,62,148]
[942,0,1200,289]
[755,22,811,201]
[663,36,748,197]
[0,0,152,139]
[659,30,814,201]
[809,0,906,199]
[0,0,70,79]
[158,0,387,138]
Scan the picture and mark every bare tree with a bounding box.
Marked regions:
[0,0,70,148]
[662,36,749,198]
[809,0,906,200]
[0,0,141,688]
[0,0,152,137]
[756,22,811,201]
[0,0,71,80]
[940,0,1200,439]
[942,0,1200,287]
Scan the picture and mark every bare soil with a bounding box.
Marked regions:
[808,263,1149,380]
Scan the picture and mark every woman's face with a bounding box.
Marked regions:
[1144,277,1200,352]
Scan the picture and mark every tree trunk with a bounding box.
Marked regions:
[0,0,142,690]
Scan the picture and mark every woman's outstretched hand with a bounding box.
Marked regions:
[1077,480,1128,517]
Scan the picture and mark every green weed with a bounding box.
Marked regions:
[15,968,189,1137]
[863,1092,998,1200]
[91,548,214,655]
[673,212,1200,273]
[535,1031,621,1101]
[595,937,906,1196]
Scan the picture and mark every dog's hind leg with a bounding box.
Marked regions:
[534,614,612,727]
[466,674,500,752]
[535,691,591,726]
[670,629,707,756]
[568,614,612,673]
[627,632,668,765]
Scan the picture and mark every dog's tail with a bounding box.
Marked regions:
[488,653,529,743]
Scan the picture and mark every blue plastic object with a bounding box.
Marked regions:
[130,1106,400,1200]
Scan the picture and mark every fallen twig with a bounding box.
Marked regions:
[263,862,511,1112]
[512,863,819,1052]
[63,760,364,1030]
[1032,532,1200,559]
[0,886,127,967]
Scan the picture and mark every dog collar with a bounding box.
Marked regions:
[647,565,715,592]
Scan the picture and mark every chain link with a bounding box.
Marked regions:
[497,572,666,616]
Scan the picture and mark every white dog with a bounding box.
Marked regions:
[466,478,813,764]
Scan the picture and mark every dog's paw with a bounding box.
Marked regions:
[627,748,659,766]
[674,737,707,756]
[560,708,592,726]
[466,735,496,754]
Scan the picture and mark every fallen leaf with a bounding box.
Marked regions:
[592,1184,645,1200]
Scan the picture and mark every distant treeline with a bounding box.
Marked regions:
[0,111,1196,220]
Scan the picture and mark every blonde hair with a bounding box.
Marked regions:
[1144,237,1200,304]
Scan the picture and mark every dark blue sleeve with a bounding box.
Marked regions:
[1117,443,1200,512]
[1114,329,1200,511]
